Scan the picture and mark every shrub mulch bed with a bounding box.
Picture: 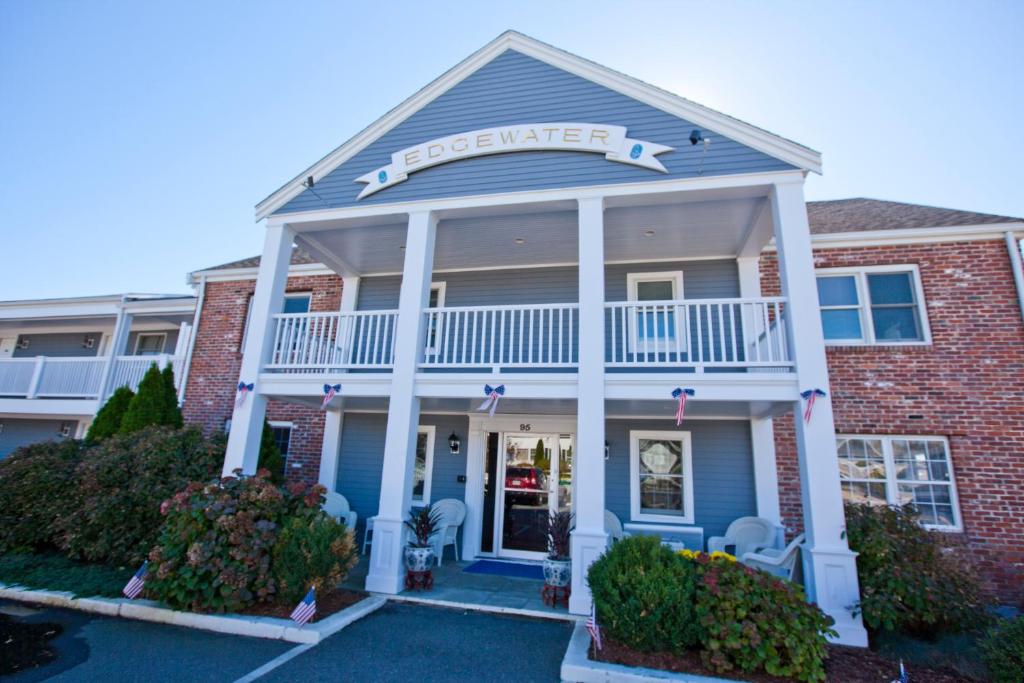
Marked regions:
[240,588,366,624]
[0,614,63,676]
[592,638,983,682]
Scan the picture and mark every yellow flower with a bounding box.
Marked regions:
[677,548,698,560]
[709,550,737,562]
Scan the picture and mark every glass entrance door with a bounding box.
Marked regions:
[496,433,573,559]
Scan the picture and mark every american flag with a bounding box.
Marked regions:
[122,561,148,599]
[290,587,317,626]
[586,604,603,650]
[890,659,909,683]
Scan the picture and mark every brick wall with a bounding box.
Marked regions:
[762,239,1024,605]
[181,273,343,486]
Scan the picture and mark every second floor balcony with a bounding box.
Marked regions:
[0,354,185,400]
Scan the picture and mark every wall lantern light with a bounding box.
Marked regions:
[16,338,29,350]
[81,336,96,349]
[448,431,461,455]
[689,129,704,146]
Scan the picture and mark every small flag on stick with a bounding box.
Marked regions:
[889,659,909,683]
[122,561,148,599]
[290,587,317,626]
[586,603,603,651]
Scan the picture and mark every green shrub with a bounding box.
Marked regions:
[57,426,223,565]
[258,419,285,484]
[85,387,135,442]
[587,535,700,653]
[120,363,180,434]
[0,440,82,553]
[273,515,357,603]
[845,503,985,637]
[686,553,833,682]
[981,617,1024,683]
[0,552,133,598]
[146,472,324,613]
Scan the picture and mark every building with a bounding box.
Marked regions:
[0,293,197,457]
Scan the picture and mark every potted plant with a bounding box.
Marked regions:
[403,505,439,574]
[543,510,573,588]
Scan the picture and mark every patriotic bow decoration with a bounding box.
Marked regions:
[586,604,603,651]
[321,383,342,410]
[800,388,827,424]
[235,381,254,407]
[290,587,317,626]
[672,387,695,426]
[122,560,148,599]
[477,384,505,417]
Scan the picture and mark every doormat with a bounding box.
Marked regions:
[462,560,545,581]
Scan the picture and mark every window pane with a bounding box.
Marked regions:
[867,272,915,305]
[638,308,676,341]
[282,296,311,314]
[639,475,684,514]
[638,439,682,475]
[412,432,428,499]
[821,310,863,340]
[270,426,291,456]
[872,306,922,341]
[817,276,859,306]
[636,280,674,301]
[428,287,441,308]
[136,335,164,355]
[842,481,887,506]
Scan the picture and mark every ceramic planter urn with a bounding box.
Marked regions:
[542,557,571,587]
[404,545,435,573]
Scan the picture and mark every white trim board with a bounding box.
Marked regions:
[255,31,820,220]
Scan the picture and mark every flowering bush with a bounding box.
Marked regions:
[844,503,985,637]
[273,515,358,603]
[683,551,834,682]
[587,536,701,652]
[146,471,325,613]
[0,439,82,553]
[58,427,224,565]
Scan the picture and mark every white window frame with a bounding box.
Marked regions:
[242,292,313,352]
[626,271,686,353]
[629,429,695,524]
[816,265,931,346]
[837,434,962,532]
[133,332,167,356]
[425,282,446,356]
[412,425,436,505]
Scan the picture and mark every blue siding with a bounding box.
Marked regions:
[0,418,74,459]
[12,332,103,358]
[275,50,794,215]
[604,419,755,542]
[334,413,469,536]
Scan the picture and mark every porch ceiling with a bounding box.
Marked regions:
[293,192,770,276]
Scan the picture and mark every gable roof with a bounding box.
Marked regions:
[807,198,1022,235]
[255,30,822,221]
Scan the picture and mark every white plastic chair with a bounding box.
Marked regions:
[429,499,467,566]
[741,533,805,582]
[322,492,358,531]
[604,510,625,544]
[707,516,778,558]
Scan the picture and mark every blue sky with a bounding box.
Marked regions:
[1,1,1021,300]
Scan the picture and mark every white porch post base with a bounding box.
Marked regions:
[365,516,407,594]
[569,528,608,615]
[805,547,868,647]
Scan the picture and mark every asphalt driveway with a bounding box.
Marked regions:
[2,599,573,682]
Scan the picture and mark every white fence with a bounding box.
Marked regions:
[0,355,184,399]
[265,311,399,371]
[421,303,579,368]
[605,297,791,370]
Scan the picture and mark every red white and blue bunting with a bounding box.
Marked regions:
[477,384,505,417]
[672,387,695,426]
[321,383,342,411]
[235,381,254,407]
[801,388,827,424]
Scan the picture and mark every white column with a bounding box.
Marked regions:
[570,196,609,615]
[366,211,437,594]
[222,223,294,477]
[98,307,132,399]
[318,276,359,491]
[461,417,486,560]
[770,180,868,646]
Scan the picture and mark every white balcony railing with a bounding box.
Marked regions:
[0,354,184,399]
[605,297,791,370]
[265,311,399,371]
[421,303,579,368]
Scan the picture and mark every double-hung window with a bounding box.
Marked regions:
[836,435,960,531]
[242,292,312,353]
[134,333,167,356]
[627,271,684,353]
[629,430,694,524]
[816,266,929,344]
[412,426,436,505]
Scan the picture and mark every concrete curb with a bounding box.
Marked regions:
[560,622,738,683]
[0,582,386,644]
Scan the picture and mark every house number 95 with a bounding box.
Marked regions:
[519,424,532,431]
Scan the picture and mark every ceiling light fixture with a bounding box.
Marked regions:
[514,238,525,245]
[643,230,656,238]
